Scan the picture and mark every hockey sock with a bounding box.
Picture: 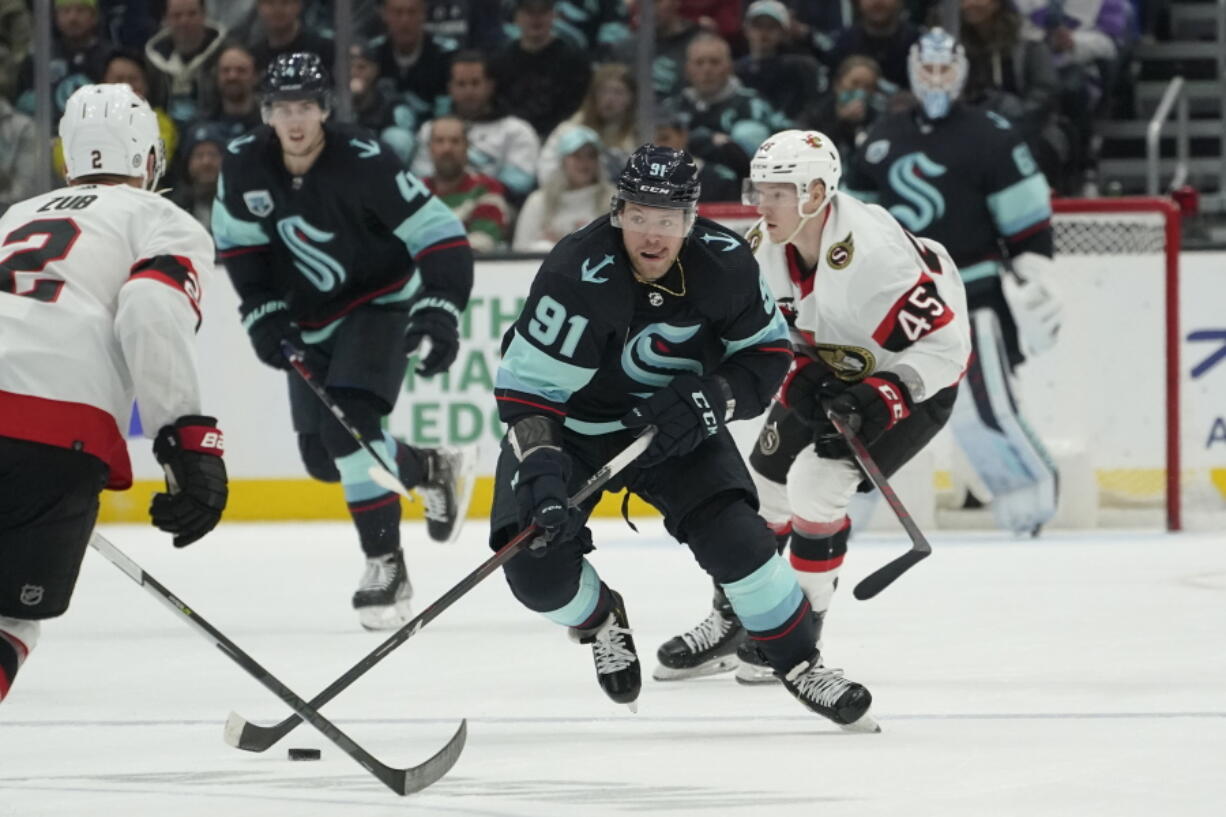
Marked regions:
[721,555,817,673]
[387,433,428,489]
[541,560,612,630]
[0,618,39,704]
[336,443,402,557]
[788,516,850,615]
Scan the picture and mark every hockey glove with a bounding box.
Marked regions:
[622,374,728,467]
[405,302,460,378]
[513,447,576,556]
[1001,253,1063,358]
[814,373,912,459]
[151,416,228,547]
[779,357,844,426]
[242,300,319,372]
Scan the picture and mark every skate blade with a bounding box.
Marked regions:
[446,445,478,544]
[733,666,780,686]
[358,598,413,631]
[626,700,638,714]
[838,711,882,734]
[651,655,738,682]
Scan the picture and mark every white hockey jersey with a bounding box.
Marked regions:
[748,193,971,402]
[0,184,214,489]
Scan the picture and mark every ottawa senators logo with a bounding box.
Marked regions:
[826,232,854,270]
[814,344,876,382]
[746,223,763,252]
[804,133,823,149]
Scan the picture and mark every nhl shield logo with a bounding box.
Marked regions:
[648,291,664,307]
[243,190,275,218]
[19,584,44,607]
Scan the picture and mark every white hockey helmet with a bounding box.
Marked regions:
[743,129,842,217]
[908,27,968,120]
[60,83,165,188]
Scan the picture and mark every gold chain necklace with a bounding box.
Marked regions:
[633,257,686,297]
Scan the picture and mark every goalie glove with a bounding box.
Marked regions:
[1001,253,1062,358]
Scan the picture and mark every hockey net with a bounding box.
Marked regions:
[701,197,1217,531]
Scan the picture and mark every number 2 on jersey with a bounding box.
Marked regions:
[0,218,79,303]
[528,295,588,358]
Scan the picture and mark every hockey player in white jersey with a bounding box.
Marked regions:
[655,128,971,687]
[0,84,227,705]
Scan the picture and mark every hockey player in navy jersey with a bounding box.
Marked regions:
[0,84,228,704]
[212,53,475,630]
[843,28,1064,537]
[488,144,878,731]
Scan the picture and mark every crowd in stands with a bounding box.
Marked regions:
[1,0,1157,250]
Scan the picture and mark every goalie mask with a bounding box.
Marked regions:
[908,27,968,121]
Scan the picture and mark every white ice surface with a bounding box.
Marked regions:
[3,520,1225,817]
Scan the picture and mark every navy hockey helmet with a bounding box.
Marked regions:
[261,52,332,111]
[611,144,701,236]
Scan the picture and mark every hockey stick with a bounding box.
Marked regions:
[827,413,933,600]
[280,339,413,501]
[89,532,465,795]
[225,427,656,753]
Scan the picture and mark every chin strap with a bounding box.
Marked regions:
[781,195,834,246]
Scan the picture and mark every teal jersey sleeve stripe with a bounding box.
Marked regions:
[393,197,467,257]
[371,274,423,305]
[959,259,1001,284]
[212,196,270,250]
[542,559,602,627]
[336,441,396,503]
[563,417,627,435]
[497,330,598,404]
[988,173,1053,238]
[720,555,806,632]
[722,305,789,360]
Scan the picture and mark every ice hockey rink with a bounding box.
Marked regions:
[3,518,1225,817]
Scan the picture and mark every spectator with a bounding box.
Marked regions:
[679,0,748,52]
[827,0,920,89]
[349,41,418,164]
[800,55,883,159]
[197,44,264,140]
[412,50,540,202]
[506,0,630,57]
[97,0,160,48]
[423,115,512,252]
[652,106,745,202]
[735,0,822,120]
[102,50,180,165]
[513,126,614,252]
[537,63,638,187]
[612,0,700,99]
[249,0,335,72]
[490,0,592,138]
[960,0,1068,189]
[0,0,31,101]
[781,0,854,80]
[145,0,229,128]
[0,98,37,214]
[664,31,791,184]
[370,0,454,129]
[15,0,113,125]
[170,122,226,231]
[425,0,504,51]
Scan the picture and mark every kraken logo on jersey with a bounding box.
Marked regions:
[885,152,948,232]
[814,343,877,382]
[276,216,347,292]
[621,323,704,388]
[826,232,854,270]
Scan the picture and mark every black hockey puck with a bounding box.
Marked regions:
[288,747,321,761]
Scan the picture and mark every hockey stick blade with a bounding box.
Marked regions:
[852,548,931,600]
[225,428,656,753]
[828,412,933,600]
[90,532,463,795]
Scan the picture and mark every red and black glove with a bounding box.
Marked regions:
[151,416,228,547]
[814,373,912,458]
[778,357,844,426]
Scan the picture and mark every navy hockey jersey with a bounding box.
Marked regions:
[495,216,792,434]
[212,121,473,333]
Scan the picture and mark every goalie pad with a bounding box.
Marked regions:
[1001,252,1062,359]
[951,308,1058,535]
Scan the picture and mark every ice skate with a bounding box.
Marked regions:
[352,550,413,630]
[419,445,475,543]
[654,595,745,681]
[570,591,641,711]
[781,652,879,733]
